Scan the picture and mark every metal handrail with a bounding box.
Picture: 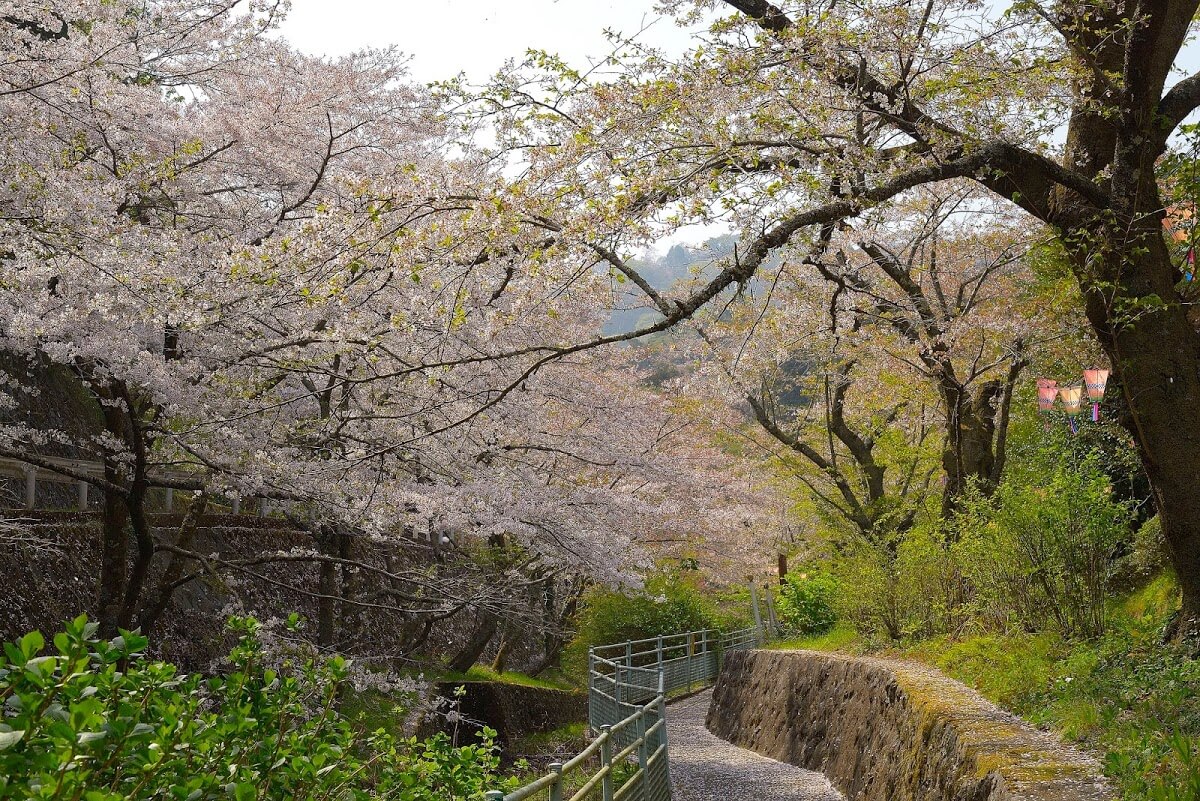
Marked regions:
[488,624,763,801]
[486,696,667,801]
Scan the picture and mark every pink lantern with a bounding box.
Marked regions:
[1059,386,1083,433]
[1037,379,1058,412]
[1083,368,1110,421]
[1037,379,1058,430]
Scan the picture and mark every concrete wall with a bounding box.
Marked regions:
[707,650,1113,801]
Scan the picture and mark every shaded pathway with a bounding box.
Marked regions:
[666,690,843,801]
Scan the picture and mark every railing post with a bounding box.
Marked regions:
[656,695,672,793]
[625,639,632,667]
[549,762,564,801]
[656,634,664,694]
[231,496,241,515]
[165,487,174,512]
[76,480,88,511]
[636,711,649,799]
[686,631,694,692]
[600,725,614,801]
[588,647,596,727]
[23,465,35,510]
[484,792,504,801]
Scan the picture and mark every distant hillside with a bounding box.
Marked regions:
[601,235,812,408]
[602,235,736,336]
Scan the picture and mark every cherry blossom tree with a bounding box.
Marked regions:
[0,1,780,659]
[453,0,1200,641]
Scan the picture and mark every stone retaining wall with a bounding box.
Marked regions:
[423,681,587,753]
[706,650,1113,801]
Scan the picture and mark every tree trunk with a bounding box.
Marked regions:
[338,529,362,650]
[96,479,128,637]
[138,491,208,635]
[941,380,1000,515]
[490,626,513,673]
[447,613,497,673]
[96,393,131,638]
[316,525,339,650]
[1074,220,1200,641]
[118,478,156,630]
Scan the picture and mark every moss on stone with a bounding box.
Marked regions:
[708,649,1114,801]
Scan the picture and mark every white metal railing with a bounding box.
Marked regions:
[487,625,762,801]
[0,455,231,514]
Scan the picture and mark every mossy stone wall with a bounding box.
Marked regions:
[707,650,1113,801]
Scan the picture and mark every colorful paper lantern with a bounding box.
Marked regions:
[1059,386,1083,433]
[1037,379,1058,412]
[1083,368,1110,421]
[1036,379,1058,430]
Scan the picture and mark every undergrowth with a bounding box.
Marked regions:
[797,573,1198,800]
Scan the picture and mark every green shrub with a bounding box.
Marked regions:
[0,615,517,800]
[570,572,723,649]
[952,436,1130,638]
[776,567,839,635]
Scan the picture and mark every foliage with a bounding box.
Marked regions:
[825,426,1132,641]
[952,431,1131,638]
[776,567,840,636]
[803,572,1195,800]
[929,581,1197,801]
[0,0,787,649]
[0,616,517,801]
[570,572,725,650]
[769,621,861,653]
[438,665,578,691]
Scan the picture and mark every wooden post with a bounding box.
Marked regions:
[764,584,779,637]
[258,497,269,517]
[23,466,35,510]
[748,579,764,636]
[76,480,88,511]
[778,552,788,584]
[164,487,174,512]
[484,792,504,801]
[600,725,614,801]
[231,496,241,515]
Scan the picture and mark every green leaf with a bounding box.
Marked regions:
[234,782,257,801]
[0,729,25,750]
[19,631,43,660]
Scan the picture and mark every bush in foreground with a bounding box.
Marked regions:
[0,615,515,800]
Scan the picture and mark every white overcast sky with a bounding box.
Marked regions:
[277,1,718,251]
[276,2,1200,252]
[278,1,699,83]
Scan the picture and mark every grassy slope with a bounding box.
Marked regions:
[772,574,1198,801]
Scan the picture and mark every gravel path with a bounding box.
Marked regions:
[666,690,844,801]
